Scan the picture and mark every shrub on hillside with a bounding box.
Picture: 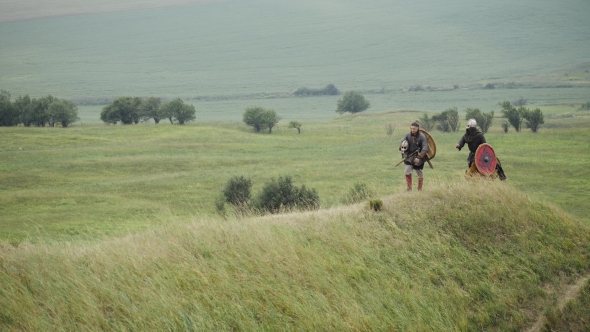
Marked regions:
[335,91,370,114]
[222,175,252,207]
[254,175,319,213]
[580,101,590,111]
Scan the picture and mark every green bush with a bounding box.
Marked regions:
[254,175,319,213]
[369,199,383,211]
[580,101,590,111]
[222,175,252,206]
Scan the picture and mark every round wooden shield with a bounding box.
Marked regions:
[419,129,436,160]
[474,143,497,175]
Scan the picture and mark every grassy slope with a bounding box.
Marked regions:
[1,181,589,331]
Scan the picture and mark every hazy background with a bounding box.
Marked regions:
[1,0,589,122]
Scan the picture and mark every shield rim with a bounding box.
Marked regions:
[474,143,497,175]
[419,129,436,160]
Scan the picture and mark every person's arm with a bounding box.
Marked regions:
[456,136,465,150]
[417,134,429,158]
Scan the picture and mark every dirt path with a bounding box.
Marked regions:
[526,273,590,332]
[0,0,223,23]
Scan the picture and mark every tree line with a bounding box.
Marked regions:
[100,97,196,125]
[0,90,78,127]
[417,100,545,134]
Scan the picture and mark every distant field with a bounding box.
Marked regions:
[0,0,220,22]
[1,0,589,108]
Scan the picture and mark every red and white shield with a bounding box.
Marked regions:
[474,143,497,175]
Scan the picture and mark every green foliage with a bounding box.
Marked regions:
[0,92,78,127]
[254,175,319,213]
[0,90,19,126]
[261,109,280,133]
[368,199,383,211]
[343,182,373,204]
[139,97,162,124]
[418,113,436,131]
[222,175,252,206]
[335,91,370,114]
[159,98,196,125]
[580,101,590,111]
[288,120,302,134]
[464,108,494,133]
[100,96,142,125]
[294,84,340,96]
[523,107,544,133]
[243,106,280,133]
[499,101,526,132]
[47,99,79,127]
[432,107,460,132]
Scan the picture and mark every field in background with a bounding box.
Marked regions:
[1,0,589,106]
[1,106,589,242]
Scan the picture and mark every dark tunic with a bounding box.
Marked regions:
[457,127,486,166]
[401,131,429,169]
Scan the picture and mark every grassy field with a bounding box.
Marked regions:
[2,106,589,242]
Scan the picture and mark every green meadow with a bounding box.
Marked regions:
[2,0,590,330]
[1,113,590,329]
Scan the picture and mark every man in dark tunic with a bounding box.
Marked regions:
[400,121,429,191]
[455,118,486,168]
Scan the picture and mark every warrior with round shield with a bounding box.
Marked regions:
[399,121,429,191]
[456,118,506,180]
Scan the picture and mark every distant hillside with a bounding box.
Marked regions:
[1,0,589,102]
[0,0,219,22]
[1,182,589,331]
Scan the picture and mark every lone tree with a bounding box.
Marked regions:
[499,101,526,132]
[523,107,544,133]
[243,106,280,133]
[336,91,370,114]
[288,120,302,134]
[159,98,196,125]
[465,108,494,133]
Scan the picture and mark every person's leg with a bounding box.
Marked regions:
[404,164,413,191]
[416,169,424,190]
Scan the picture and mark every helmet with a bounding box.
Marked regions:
[467,118,477,128]
[400,140,409,153]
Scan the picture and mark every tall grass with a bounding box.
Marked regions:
[1,181,589,331]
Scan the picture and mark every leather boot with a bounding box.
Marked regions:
[418,178,424,191]
[405,175,412,191]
